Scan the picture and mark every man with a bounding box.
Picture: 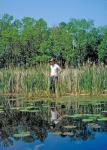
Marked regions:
[51,107,59,125]
[50,107,64,130]
[49,58,62,94]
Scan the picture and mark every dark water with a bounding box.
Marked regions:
[0,97,107,150]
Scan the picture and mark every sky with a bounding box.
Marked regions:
[0,0,107,27]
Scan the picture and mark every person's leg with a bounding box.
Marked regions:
[49,77,53,93]
[54,76,58,94]
[52,120,56,128]
[52,77,56,93]
[52,76,58,93]
[50,76,58,94]
[50,77,55,94]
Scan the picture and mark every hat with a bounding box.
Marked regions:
[49,58,57,62]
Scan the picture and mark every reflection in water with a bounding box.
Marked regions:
[0,99,107,149]
[0,111,49,148]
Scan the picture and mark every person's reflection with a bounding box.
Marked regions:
[50,107,60,129]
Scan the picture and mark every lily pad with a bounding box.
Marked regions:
[82,118,95,122]
[0,110,4,113]
[19,109,29,112]
[53,131,62,135]
[64,114,83,119]
[97,117,107,121]
[25,106,35,110]
[64,125,76,129]
[10,107,20,111]
[28,110,40,113]
[14,132,30,137]
[101,111,107,115]
[62,132,74,136]
[88,123,101,129]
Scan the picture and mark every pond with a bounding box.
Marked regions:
[0,96,107,150]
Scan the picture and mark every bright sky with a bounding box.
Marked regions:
[0,0,107,27]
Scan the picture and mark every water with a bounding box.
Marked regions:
[1,132,107,150]
[0,96,107,150]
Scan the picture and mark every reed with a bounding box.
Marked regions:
[0,63,107,97]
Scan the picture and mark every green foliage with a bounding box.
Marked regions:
[98,27,107,61]
[0,14,107,67]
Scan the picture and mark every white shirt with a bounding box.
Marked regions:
[51,110,58,121]
[50,64,61,77]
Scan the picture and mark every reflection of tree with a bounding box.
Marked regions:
[0,109,107,148]
[72,125,95,141]
[54,119,97,141]
[0,130,13,147]
[31,125,48,142]
[0,138,13,147]
[36,128,48,142]
[22,136,35,143]
[0,112,49,147]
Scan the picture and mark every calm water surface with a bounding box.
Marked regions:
[0,96,107,150]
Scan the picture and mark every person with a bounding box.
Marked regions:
[50,107,60,128]
[49,58,62,94]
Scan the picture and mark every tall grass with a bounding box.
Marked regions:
[0,63,107,97]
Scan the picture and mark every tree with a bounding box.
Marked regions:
[98,26,107,63]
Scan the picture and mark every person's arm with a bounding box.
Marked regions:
[57,111,64,121]
[57,64,62,74]
[48,64,51,77]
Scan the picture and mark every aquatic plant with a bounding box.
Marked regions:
[0,63,107,97]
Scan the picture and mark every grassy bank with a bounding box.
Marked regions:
[0,64,107,98]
